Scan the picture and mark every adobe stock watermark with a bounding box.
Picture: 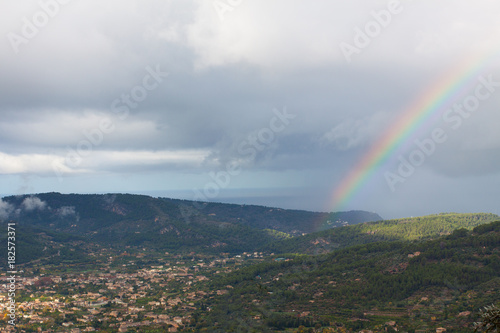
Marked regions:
[52,65,168,182]
[180,107,295,223]
[339,0,413,63]
[212,0,244,22]
[6,0,73,55]
[385,75,499,192]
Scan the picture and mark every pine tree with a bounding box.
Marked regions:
[474,304,500,333]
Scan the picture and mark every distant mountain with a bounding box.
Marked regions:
[1,193,381,234]
[163,198,383,234]
[3,193,494,267]
[0,193,381,262]
[0,193,273,260]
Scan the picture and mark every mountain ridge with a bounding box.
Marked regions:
[0,192,382,265]
[0,192,383,235]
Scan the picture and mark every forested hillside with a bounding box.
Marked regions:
[194,222,500,332]
[0,193,381,264]
[0,225,90,267]
[1,193,496,267]
[264,213,499,254]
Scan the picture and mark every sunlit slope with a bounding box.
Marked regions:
[264,213,499,254]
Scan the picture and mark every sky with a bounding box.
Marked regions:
[1,0,500,219]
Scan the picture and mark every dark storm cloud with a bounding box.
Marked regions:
[1,0,500,218]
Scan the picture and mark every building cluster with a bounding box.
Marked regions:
[0,251,267,332]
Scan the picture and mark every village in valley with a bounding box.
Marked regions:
[0,248,268,332]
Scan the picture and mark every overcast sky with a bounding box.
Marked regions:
[1,0,500,219]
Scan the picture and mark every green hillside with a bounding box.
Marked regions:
[1,193,497,267]
[0,193,279,262]
[195,221,500,332]
[264,213,499,254]
[0,224,91,268]
[0,193,383,260]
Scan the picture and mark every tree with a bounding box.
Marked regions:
[474,304,500,333]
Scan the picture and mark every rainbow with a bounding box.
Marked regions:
[327,48,499,218]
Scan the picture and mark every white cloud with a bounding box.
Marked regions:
[0,152,61,174]
[186,0,350,70]
[93,150,209,169]
[57,206,76,217]
[21,196,47,211]
[0,199,14,220]
[0,149,210,176]
[184,0,500,70]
